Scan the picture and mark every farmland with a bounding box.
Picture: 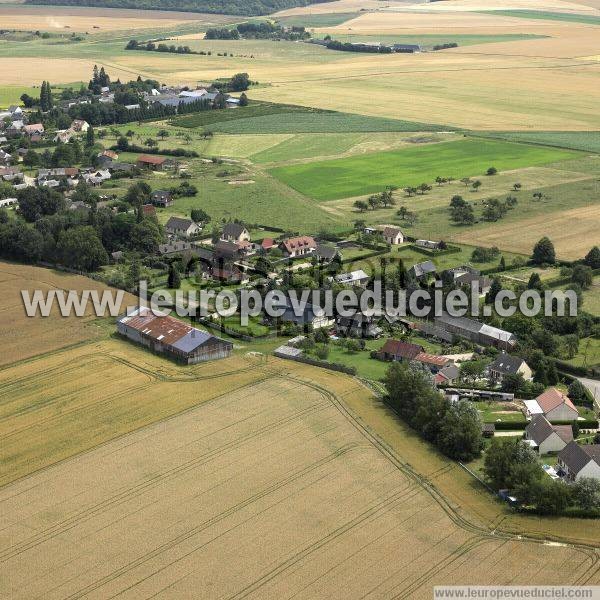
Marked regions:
[1,341,600,598]
[269,138,578,201]
[1,3,600,128]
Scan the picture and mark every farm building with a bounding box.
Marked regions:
[117,308,232,364]
[523,388,579,422]
[434,314,517,349]
[377,339,424,362]
[136,155,170,170]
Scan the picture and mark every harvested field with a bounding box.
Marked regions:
[454,203,600,259]
[1,358,599,599]
[0,5,226,32]
[0,57,133,85]
[0,261,134,367]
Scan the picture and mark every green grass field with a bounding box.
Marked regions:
[275,12,361,28]
[477,132,600,153]
[205,112,447,134]
[566,337,600,368]
[269,138,578,201]
[480,10,600,25]
[0,85,39,108]
[172,101,322,129]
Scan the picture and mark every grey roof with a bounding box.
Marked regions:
[489,353,526,376]
[166,216,194,230]
[214,240,240,257]
[223,222,246,238]
[315,244,338,261]
[455,272,491,288]
[171,329,214,353]
[158,241,191,255]
[439,364,459,380]
[559,442,600,474]
[526,415,556,445]
[411,261,437,278]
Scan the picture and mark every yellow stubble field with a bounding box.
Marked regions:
[0,356,599,599]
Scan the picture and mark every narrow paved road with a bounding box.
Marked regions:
[578,377,600,410]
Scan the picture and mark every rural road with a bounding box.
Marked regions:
[577,377,600,410]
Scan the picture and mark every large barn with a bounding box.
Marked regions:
[117,308,232,364]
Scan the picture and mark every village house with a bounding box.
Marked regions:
[524,388,579,422]
[82,169,111,186]
[409,261,437,281]
[525,415,573,455]
[0,149,11,166]
[336,314,382,339]
[487,353,532,385]
[382,226,404,245]
[165,216,202,238]
[413,352,451,373]
[221,222,250,243]
[261,238,275,252]
[53,130,73,144]
[334,269,369,288]
[557,442,600,482]
[214,240,242,261]
[315,244,340,264]
[211,265,248,284]
[158,241,193,256]
[279,235,317,258]
[454,272,492,296]
[71,119,90,133]
[434,364,460,386]
[275,297,334,330]
[151,190,173,207]
[117,307,232,364]
[23,123,45,137]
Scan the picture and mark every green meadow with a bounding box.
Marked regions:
[269,138,578,201]
[480,10,600,25]
[477,131,600,153]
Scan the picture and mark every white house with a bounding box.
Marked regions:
[165,216,202,238]
[382,226,404,245]
[558,442,600,482]
[487,353,532,385]
[524,388,579,422]
[279,235,317,258]
[525,415,573,454]
[334,269,370,288]
[222,222,250,243]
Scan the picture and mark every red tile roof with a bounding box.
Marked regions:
[261,238,274,249]
[414,352,451,367]
[280,235,316,254]
[378,339,423,360]
[536,388,577,414]
[137,154,166,165]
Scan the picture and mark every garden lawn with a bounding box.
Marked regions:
[269,138,578,201]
